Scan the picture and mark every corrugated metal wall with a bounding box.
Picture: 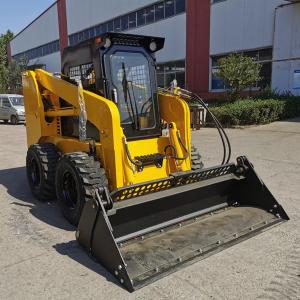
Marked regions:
[210,0,285,55]
[272,2,300,95]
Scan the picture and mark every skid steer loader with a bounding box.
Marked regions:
[23,33,288,292]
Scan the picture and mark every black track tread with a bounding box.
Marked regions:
[28,143,60,200]
[191,145,204,170]
[63,152,108,201]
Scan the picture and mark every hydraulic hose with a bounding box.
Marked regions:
[123,137,143,170]
[180,89,231,164]
[159,87,232,165]
[164,131,189,161]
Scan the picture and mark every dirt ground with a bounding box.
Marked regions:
[0,119,299,299]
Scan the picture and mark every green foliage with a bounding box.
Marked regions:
[255,85,294,100]
[0,30,27,93]
[0,31,11,92]
[217,53,262,101]
[209,97,300,126]
[7,56,28,93]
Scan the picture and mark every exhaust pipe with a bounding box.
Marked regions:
[76,156,288,292]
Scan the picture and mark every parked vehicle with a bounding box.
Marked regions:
[0,94,25,124]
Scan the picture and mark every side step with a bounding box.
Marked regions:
[76,156,289,292]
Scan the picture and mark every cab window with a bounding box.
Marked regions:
[110,51,156,129]
[2,98,11,108]
[9,97,24,106]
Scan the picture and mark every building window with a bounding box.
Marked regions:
[165,0,175,18]
[175,0,185,13]
[145,5,155,24]
[68,0,186,46]
[13,40,60,61]
[78,31,84,42]
[211,48,273,90]
[137,9,146,26]
[128,12,137,28]
[95,24,103,35]
[114,18,121,32]
[157,60,186,88]
[155,2,165,21]
[121,15,129,31]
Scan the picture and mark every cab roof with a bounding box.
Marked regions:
[63,32,165,56]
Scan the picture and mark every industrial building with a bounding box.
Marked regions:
[8,0,300,97]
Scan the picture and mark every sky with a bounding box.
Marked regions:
[0,0,55,36]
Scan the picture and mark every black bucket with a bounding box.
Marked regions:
[77,156,289,292]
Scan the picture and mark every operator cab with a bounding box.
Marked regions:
[62,33,165,140]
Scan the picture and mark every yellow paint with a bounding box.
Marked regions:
[158,92,191,170]
[45,108,79,117]
[23,69,192,196]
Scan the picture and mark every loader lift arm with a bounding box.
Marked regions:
[23,69,125,189]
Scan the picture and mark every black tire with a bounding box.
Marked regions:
[3,119,8,124]
[191,145,204,170]
[26,144,60,201]
[10,115,18,125]
[55,152,108,226]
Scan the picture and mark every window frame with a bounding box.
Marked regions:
[210,48,273,92]
[1,97,12,108]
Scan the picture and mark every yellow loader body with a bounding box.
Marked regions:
[23,69,191,191]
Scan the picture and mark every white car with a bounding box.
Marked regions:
[0,94,25,125]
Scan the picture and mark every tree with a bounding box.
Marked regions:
[217,53,261,101]
[0,31,13,92]
[0,30,28,93]
[7,56,28,93]
[0,45,9,93]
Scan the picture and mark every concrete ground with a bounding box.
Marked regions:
[0,119,299,300]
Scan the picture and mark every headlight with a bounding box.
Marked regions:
[149,41,157,52]
[103,38,112,49]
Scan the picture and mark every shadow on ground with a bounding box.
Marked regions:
[285,117,300,123]
[53,240,121,289]
[0,122,25,126]
[0,166,120,288]
[0,166,73,231]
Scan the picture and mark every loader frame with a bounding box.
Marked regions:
[23,69,192,191]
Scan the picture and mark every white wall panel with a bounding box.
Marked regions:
[128,14,186,63]
[66,0,156,34]
[272,60,300,96]
[273,3,300,60]
[272,3,300,95]
[28,52,61,73]
[10,4,59,55]
[210,0,285,55]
